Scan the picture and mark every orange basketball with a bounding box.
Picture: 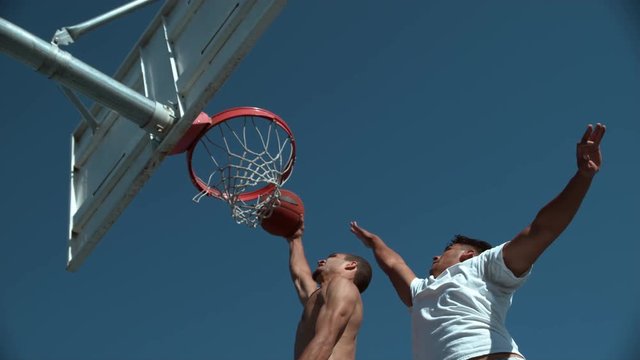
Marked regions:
[260,189,304,238]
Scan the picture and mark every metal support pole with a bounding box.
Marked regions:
[52,0,160,46]
[59,86,100,132]
[0,17,174,136]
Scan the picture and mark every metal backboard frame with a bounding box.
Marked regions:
[68,0,286,271]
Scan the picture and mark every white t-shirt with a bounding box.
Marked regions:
[409,243,529,360]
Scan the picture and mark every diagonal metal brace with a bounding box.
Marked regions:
[52,0,160,46]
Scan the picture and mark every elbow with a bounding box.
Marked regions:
[301,336,336,359]
[314,336,335,349]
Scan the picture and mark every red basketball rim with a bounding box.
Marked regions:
[185,107,296,201]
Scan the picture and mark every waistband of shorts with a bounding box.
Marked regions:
[468,352,525,360]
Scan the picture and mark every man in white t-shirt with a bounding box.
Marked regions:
[350,124,606,360]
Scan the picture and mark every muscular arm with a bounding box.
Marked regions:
[298,278,359,360]
[503,124,605,277]
[504,172,593,276]
[350,222,416,307]
[287,223,318,305]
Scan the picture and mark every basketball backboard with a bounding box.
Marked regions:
[68,0,286,271]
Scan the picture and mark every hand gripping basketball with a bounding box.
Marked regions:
[260,189,304,238]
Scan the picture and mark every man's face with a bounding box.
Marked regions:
[429,243,474,277]
[312,253,347,281]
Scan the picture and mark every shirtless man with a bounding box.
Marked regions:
[350,124,605,360]
[284,219,372,360]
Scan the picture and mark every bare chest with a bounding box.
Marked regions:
[295,291,324,343]
[293,291,362,360]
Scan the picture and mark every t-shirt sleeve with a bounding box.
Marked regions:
[410,277,426,299]
[478,243,530,289]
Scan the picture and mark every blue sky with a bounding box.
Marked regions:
[2,1,639,359]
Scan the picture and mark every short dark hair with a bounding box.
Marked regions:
[448,235,492,254]
[343,253,372,293]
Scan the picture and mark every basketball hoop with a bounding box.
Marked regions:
[171,107,296,227]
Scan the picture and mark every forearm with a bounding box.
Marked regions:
[505,171,597,276]
[289,237,312,278]
[369,236,407,273]
[531,171,593,238]
[352,222,415,306]
[288,237,314,299]
[297,337,334,360]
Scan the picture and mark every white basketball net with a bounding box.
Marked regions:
[191,116,294,227]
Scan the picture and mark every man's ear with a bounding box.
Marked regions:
[344,261,357,271]
[459,249,475,262]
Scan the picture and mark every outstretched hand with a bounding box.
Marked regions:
[577,123,606,177]
[350,221,377,248]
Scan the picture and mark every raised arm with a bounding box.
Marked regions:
[286,218,319,305]
[503,123,606,276]
[298,278,359,360]
[350,221,416,307]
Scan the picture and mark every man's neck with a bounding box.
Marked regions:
[317,272,341,289]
